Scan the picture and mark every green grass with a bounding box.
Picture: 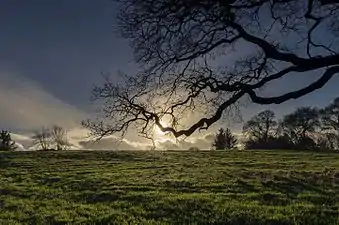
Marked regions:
[0,150,338,225]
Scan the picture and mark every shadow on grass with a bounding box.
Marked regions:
[261,176,329,197]
[67,180,259,205]
[38,151,161,163]
[0,153,14,169]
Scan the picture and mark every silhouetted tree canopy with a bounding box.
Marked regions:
[212,128,237,150]
[280,107,320,149]
[242,110,283,149]
[243,110,277,142]
[243,102,339,151]
[84,0,339,139]
[0,130,17,151]
[320,97,339,149]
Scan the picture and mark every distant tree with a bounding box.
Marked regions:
[51,126,70,150]
[32,127,52,150]
[243,110,278,149]
[212,128,237,150]
[280,107,320,150]
[320,97,339,150]
[0,130,17,151]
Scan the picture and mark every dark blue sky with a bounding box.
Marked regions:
[0,0,136,109]
[1,0,338,116]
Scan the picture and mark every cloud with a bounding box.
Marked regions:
[0,70,87,131]
[10,127,212,151]
[0,70,154,151]
[9,127,247,151]
[78,136,148,150]
[66,128,152,150]
[7,127,151,151]
[155,133,215,150]
[155,131,247,150]
[11,133,33,150]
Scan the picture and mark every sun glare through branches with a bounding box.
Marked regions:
[152,117,174,144]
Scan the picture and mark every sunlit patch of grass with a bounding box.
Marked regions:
[0,150,338,224]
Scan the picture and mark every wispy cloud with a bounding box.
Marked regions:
[0,70,87,131]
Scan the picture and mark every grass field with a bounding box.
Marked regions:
[0,150,338,225]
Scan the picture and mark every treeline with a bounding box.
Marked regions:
[212,97,339,151]
[31,126,70,150]
[243,97,339,151]
[1,97,339,152]
[0,125,70,151]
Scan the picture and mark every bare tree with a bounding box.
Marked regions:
[32,127,52,150]
[51,125,70,150]
[83,0,339,139]
[280,107,320,149]
[243,110,278,143]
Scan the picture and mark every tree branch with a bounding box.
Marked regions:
[247,66,339,104]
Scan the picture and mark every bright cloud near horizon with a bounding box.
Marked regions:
[0,71,218,150]
[1,0,339,150]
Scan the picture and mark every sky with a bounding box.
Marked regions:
[0,0,136,108]
[1,0,339,150]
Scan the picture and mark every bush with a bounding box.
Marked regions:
[188,147,200,151]
[244,136,294,150]
[0,130,17,151]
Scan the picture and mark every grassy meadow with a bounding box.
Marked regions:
[0,150,338,224]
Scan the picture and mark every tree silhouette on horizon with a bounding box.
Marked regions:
[212,128,237,150]
[0,130,17,151]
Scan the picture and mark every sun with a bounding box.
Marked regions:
[153,118,174,143]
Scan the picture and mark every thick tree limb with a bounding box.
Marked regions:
[247,66,339,104]
[85,0,339,140]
